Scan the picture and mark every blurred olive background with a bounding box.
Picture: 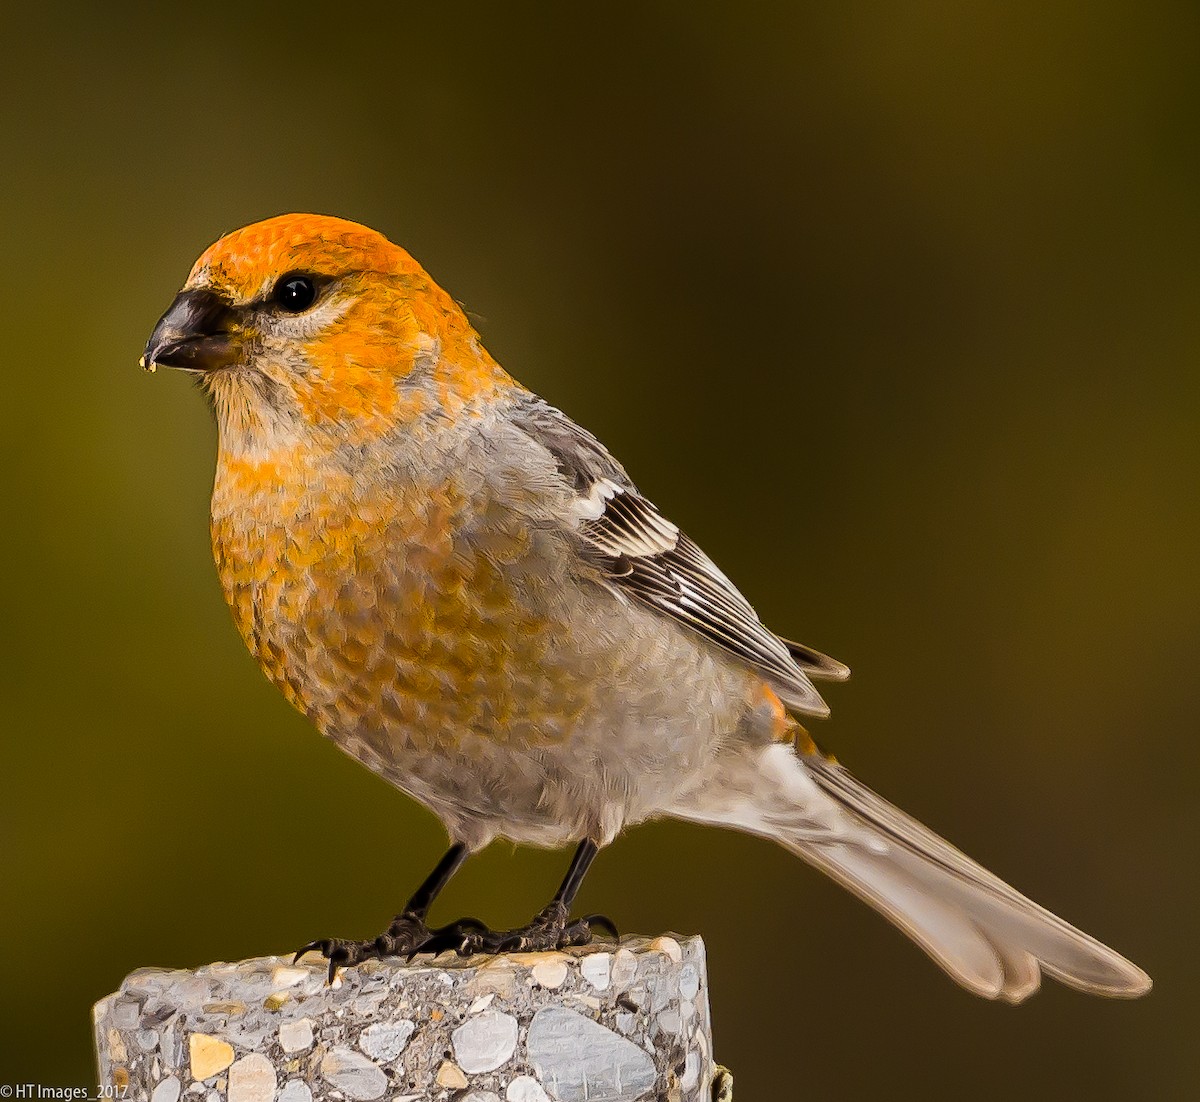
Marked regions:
[2,2,1197,1097]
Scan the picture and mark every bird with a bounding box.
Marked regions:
[141,212,1150,1002]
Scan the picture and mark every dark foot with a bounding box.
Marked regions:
[294,910,474,982]
[435,901,618,956]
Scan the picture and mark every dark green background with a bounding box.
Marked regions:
[3,3,1196,1098]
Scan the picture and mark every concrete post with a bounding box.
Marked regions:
[93,935,727,1102]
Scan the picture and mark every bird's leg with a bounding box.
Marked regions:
[294,842,471,980]
[426,839,618,956]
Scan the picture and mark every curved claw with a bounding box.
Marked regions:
[292,934,386,984]
[581,913,619,939]
[293,938,333,965]
[293,944,316,965]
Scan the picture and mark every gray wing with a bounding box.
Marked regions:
[511,398,848,717]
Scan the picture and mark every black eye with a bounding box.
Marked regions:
[274,273,317,313]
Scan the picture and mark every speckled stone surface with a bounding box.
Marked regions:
[94,936,716,1102]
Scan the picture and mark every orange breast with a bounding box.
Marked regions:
[210,449,588,761]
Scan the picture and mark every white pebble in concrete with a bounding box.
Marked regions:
[649,936,682,963]
[678,963,700,1001]
[320,1046,388,1101]
[270,967,308,988]
[580,952,612,991]
[530,959,569,989]
[150,1077,181,1102]
[527,1007,656,1101]
[228,1053,276,1102]
[506,1076,551,1102]
[452,1009,519,1073]
[278,1018,313,1054]
[359,1019,415,1062]
[278,1082,312,1102]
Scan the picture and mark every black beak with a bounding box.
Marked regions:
[141,288,240,372]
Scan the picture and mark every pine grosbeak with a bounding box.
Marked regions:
[141,213,1149,1001]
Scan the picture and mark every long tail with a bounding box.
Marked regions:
[685,745,1151,1002]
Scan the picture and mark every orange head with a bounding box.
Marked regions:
[142,214,511,449]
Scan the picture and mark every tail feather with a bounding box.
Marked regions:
[787,754,1151,1002]
[796,838,1019,999]
[681,744,1152,1001]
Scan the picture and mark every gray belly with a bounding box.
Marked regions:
[317,584,758,851]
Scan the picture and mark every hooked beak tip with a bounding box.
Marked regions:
[142,288,238,374]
